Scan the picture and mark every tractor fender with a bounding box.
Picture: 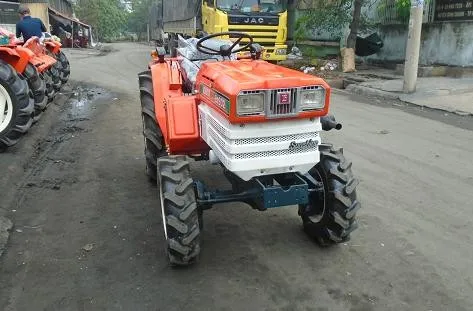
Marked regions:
[149,60,185,144]
[44,41,61,54]
[13,46,35,74]
[0,46,33,74]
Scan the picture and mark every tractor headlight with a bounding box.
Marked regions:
[237,92,265,115]
[300,87,325,110]
[275,48,287,55]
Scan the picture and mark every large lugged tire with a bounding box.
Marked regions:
[23,63,47,122]
[158,156,201,266]
[57,51,70,83]
[46,62,62,92]
[0,60,34,151]
[138,70,167,181]
[52,62,63,91]
[299,144,361,246]
[44,68,57,102]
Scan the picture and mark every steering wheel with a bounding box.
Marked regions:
[196,32,253,57]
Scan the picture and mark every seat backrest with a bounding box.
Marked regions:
[177,35,238,61]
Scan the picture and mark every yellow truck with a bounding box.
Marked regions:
[151,0,288,62]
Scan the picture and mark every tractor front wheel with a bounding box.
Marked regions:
[0,60,34,151]
[23,63,47,123]
[138,70,167,182]
[157,156,201,266]
[299,144,361,246]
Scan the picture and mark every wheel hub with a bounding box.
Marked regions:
[0,84,13,133]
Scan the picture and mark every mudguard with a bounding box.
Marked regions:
[149,59,208,154]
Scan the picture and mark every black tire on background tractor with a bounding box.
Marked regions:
[299,144,361,246]
[0,60,34,151]
[23,63,47,122]
[47,62,62,92]
[52,62,63,91]
[44,68,57,102]
[138,70,167,181]
[157,156,201,266]
[57,51,70,83]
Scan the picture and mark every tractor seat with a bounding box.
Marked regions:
[179,57,217,91]
[176,35,237,92]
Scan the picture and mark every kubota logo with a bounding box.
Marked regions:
[244,17,265,24]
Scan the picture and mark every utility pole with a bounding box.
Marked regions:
[403,0,424,93]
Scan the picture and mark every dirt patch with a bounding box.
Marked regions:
[0,217,13,257]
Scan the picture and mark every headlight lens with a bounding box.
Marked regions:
[237,93,265,115]
[300,88,325,110]
[275,48,287,55]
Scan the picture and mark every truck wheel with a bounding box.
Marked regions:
[299,144,361,246]
[0,60,34,150]
[57,51,70,83]
[157,156,201,266]
[138,70,167,181]
[23,63,47,123]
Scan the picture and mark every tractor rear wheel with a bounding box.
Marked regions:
[157,156,201,266]
[23,63,47,123]
[138,70,167,181]
[0,60,34,151]
[299,144,361,246]
[57,51,70,83]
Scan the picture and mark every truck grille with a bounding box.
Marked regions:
[228,27,278,44]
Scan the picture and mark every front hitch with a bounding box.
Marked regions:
[321,114,342,131]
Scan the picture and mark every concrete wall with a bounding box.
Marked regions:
[367,22,473,67]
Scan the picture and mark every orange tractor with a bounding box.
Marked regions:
[139,32,360,266]
[0,29,70,151]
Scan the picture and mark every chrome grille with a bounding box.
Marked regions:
[268,88,297,117]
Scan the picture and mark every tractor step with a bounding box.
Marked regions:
[195,173,309,211]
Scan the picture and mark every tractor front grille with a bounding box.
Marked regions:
[268,88,297,117]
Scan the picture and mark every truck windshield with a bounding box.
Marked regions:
[217,0,288,14]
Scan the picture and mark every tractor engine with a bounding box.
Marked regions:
[195,59,330,181]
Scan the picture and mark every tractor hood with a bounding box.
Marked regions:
[197,60,330,96]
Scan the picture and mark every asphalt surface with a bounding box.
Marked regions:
[0,43,472,311]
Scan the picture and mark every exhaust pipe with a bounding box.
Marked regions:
[321,114,342,131]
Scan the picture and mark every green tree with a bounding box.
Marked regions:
[294,0,375,47]
[75,0,128,41]
[294,0,354,42]
[127,0,153,41]
[347,0,363,49]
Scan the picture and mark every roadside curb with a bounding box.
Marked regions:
[343,83,473,116]
[345,84,400,100]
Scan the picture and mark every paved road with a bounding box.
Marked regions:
[1,43,472,311]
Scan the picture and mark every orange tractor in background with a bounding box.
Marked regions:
[0,28,70,151]
[139,32,361,266]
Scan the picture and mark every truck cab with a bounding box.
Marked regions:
[201,0,288,61]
